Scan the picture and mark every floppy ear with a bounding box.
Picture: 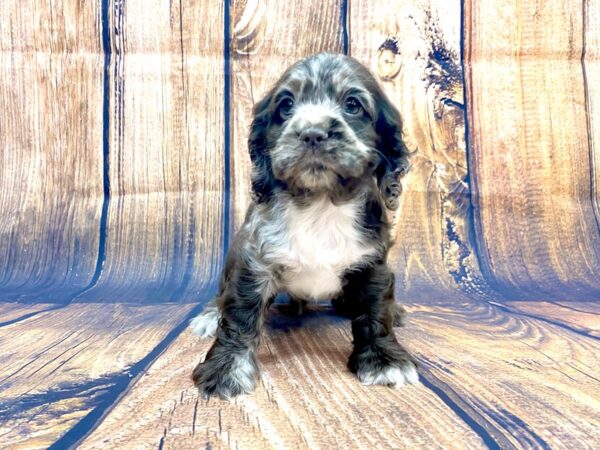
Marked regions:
[248,91,278,203]
[373,91,411,210]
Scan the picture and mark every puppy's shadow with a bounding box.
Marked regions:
[266,294,346,332]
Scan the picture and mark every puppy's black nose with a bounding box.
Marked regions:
[299,128,328,149]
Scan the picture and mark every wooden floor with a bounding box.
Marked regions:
[1,299,599,449]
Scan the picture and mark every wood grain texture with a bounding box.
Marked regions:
[0,1,104,301]
[585,0,600,228]
[80,310,486,450]
[464,0,600,299]
[75,0,226,303]
[0,303,192,449]
[407,301,600,448]
[229,0,345,229]
[507,300,600,337]
[80,301,600,449]
[0,0,599,448]
[349,0,490,302]
[0,303,58,326]
[0,0,101,53]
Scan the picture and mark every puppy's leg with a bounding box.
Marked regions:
[277,296,308,316]
[331,294,355,319]
[344,264,418,387]
[192,267,273,399]
[332,288,406,327]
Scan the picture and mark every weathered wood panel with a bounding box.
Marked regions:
[230,0,345,229]
[0,303,193,449]
[464,0,600,300]
[585,0,600,228]
[508,300,600,337]
[0,2,104,301]
[80,301,600,449]
[349,0,490,302]
[75,1,225,303]
[80,312,486,449]
[407,302,600,448]
[0,302,57,326]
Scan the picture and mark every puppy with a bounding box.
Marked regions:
[191,53,416,399]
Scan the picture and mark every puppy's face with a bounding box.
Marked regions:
[266,56,379,192]
[249,53,410,207]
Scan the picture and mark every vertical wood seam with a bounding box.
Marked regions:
[223,0,232,258]
[460,0,505,298]
[171,0,197,301]
[68,0,112,303]
[341,0,349,55]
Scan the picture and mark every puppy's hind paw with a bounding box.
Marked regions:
[190,304,220,338]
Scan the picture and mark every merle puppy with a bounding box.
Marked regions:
[191,53,416,399]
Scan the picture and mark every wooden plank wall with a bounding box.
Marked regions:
[0,2,104,302]
[350,0,491,303]
[0,1,226,303]
[465,0,600,300]
[1,0,599,304]
[73,0,226,303]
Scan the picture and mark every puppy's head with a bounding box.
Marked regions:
[249,53,410,209]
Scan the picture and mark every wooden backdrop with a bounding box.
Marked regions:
[1,0,599,449]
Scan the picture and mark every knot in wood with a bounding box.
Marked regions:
[377,38,402,81]
[232,0,266,55]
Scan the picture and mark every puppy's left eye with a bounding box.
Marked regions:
[344,97,363,115]
[278,97,295,119]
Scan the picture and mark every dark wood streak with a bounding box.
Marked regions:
[0,304,194,448]
[349,1,492,304]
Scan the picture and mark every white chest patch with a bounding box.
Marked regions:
[259,197,377,300]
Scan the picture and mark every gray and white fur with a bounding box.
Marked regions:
[191,53,416,399]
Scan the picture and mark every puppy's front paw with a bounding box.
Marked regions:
[357,360,418,387]
[192,351,258,400]
[349,344,418,388]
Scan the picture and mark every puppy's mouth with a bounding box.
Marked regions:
[296,152,350,178]
[300,154,332,171]
[306,162,328,172]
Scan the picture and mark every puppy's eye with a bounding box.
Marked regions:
[278,97,295,119]
[344,97,363,115]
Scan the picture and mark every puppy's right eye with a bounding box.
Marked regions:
[278,98,295,119]
[344,97,363,115]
